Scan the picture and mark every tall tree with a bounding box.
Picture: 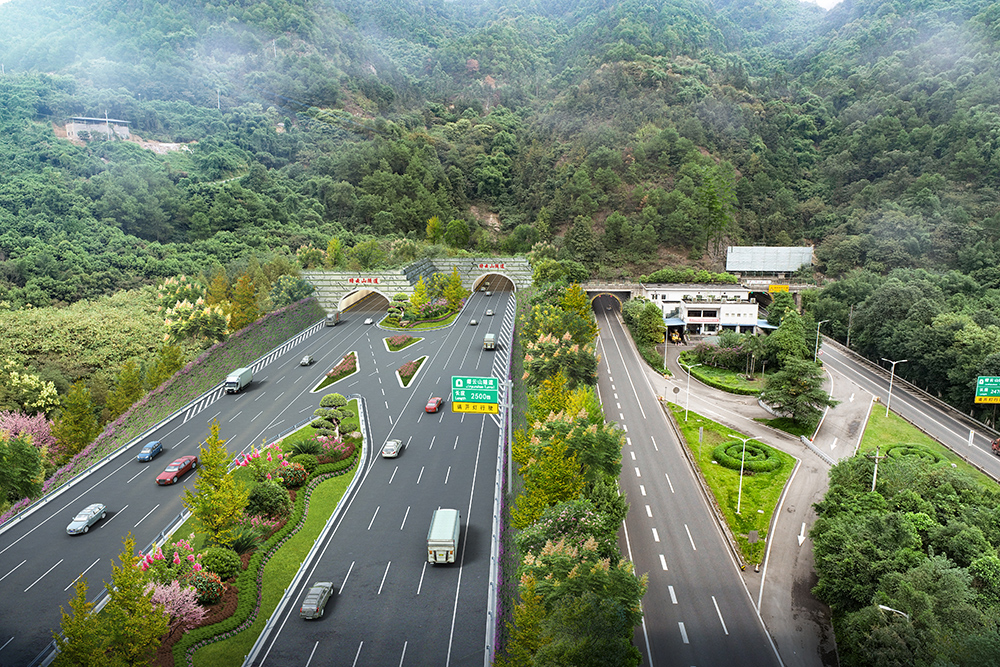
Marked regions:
[228,274,259,332]
[410,276,430,311]
[104,359,144,421]
[426,215,445,244]
[759,358,839,425]
[183,421,248,545]
[53,580,111,667]
[0,432,44,503]
[101,534,169,665]
[51,381,98,458]
[145,344,185,390]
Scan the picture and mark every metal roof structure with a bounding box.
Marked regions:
[726,246,813,272]
[70,116,130,124]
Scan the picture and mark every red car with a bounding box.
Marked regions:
[156,455,198,485]
[425,397,444,413]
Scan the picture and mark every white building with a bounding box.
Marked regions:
[644,283,759,335]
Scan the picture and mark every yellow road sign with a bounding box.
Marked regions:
[975,396,1000,404]
[452,401,499,414]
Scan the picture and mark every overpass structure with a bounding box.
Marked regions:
[302,257,533,313]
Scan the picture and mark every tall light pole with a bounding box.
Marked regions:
[681,361,702,422]
[881,358,908,417]
[878,604,910,621]
[814,319,830,363]
[730,434,755,514]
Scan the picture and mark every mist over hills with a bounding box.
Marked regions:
[1,0,999,309]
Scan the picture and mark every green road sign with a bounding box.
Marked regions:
[975,376,1000,404]
[451,376,499,404]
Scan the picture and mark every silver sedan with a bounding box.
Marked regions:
[67,503,107,535]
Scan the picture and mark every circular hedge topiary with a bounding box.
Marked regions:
[201,547,242,580]
[884,443,942,464]
[712,440,782,473]
[246,481,292,518]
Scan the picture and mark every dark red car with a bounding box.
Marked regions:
[156,455,198,485]
[425,397,444,413]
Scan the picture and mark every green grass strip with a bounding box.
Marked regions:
[669,403,796,564]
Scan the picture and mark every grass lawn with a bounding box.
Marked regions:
[753,416,815,438]
[858,408,994,489]
[192,471,356,666]
[669,403,796,564]
[679,351,769,394]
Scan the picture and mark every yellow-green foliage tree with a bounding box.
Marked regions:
[205,268,230,309]
[145,344,185,390]
[410,276,430,311]
[183,421,248,545]
[523,332,598,389]
[228,274,259,332]
[513,435,585,529]
[444,268,468,310]
[496,576,545,667]
[325,237,344,268]
[426,216,445,244]
[53,580,110,667]
[104,359,144,422]
[0,357,60,416]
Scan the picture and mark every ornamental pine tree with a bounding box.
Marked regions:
[102,534,169,665]
[51,381,98,458]
[105,359,144,421]
[183,421,248,544]
[228,274,259,332]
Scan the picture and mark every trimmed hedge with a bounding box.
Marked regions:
[690,368,761,396]
[201,547,242,580]
[885,442,943,464]
[711,440,783,473]
[174,448,361,665]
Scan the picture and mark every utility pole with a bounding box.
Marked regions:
[814,319,829,363]
[867,445,886,492]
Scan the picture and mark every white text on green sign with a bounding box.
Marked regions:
[451,376,498,391]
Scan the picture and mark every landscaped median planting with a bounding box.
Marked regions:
[385,334,420,352]
[396,356,426,387]
[314,351,358,391]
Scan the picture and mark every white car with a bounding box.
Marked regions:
[381,439,402,458]
[364,317,374,325]
[486,309,494,316]
[300,355,314,366]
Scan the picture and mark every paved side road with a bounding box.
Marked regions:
[646,342,875,667]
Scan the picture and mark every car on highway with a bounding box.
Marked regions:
[364,317,374,325]
[381,439,402,458]
[486,309,494,316]
[486,291,493,296]
[300,355,314,366]
[425,396,444,413]
[67,503,106,535]
[470,319,478,326]
[136,440,163,462]
[156,455,198,485]
[300,581,334,619]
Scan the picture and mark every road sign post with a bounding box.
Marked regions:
[975,376,1000,404]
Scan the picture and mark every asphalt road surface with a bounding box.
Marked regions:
[593,295,782,667]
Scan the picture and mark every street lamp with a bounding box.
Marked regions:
[681,361,702,422]
[729,434,755,514]
[881,358,908,417]
[814,320,830,364]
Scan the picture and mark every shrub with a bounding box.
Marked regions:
[245,481,292,518]
[201,547,242,580]
[711,440,782,473]
[290,438,321,456]
[281,462,309,488]
[291,454,318,474]
[223,524,263,555]
[191,570,224,604]
[340,419,359,433]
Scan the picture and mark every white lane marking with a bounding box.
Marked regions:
[134,504,159,528]
[611,384,616,390]
[65,558,101,591]
[126,468,146,483]
[617,403,622,410]
[0,560,26,583]
[102,504,127,528]
[634,467,641,477]
[639,485,646,496]
[713,596,729,635]
[622,424,628,432]
[652,528,660,542]
[305,641,320,667]
[798,523,807,546]
[678,622,689,644]
[665,473,675,493]
[685,524,697,550]
[367,506,380,530]
[645,505,652,517]
[651,436,659,452]
[630,451,636,461]
[352,641,364,667]
[388,466,398,484]
[252,410,263,422]
[377,561,391,594]
[429,436,436,450]
[660,555,668,571]
[25,559,62,592]
[453,436,459,450]
[614,394,619,400]
[626,437,632,447]
[417,466,424,484]
[831,437,838,450]
[417,561,427,594]
[400,506,410,530]
[445,466,452,484]
[668,585,677,602]
[398,641,408,667]
[228,410,242,423]
[620,413,625,420]
[340,561,355,593]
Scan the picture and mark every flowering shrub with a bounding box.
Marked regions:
[191,570,225,605]
[280,462,308,488]
[148,581,207,632]
[236,442,289,483]
[162,298,229,344]
[0,358,60,416]
[325,353,357,381]
[386,335,415,351]
[406,298,451,321]
[0,411,56,450]
[291,454,318,474]
[138,535,203,585]
[316,435,354,463]
[515,498,617,559]
[397,357,426,386]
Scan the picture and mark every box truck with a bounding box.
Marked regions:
[325,310,340,326]
[483,333,496,350]
[427,508,460,564]
[224,367,252,394]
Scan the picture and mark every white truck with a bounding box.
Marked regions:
[224,367,252,394]
[483,333,496,350]
[325,310,340,326]
[427,508,460,564]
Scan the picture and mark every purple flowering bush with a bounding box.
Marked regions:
[396,356,426,386]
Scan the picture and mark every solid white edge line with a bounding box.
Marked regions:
[621,513,654,666]
[757,457,801,612]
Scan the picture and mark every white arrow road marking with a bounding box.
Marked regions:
[798,522,807,546]
[830,437,838,450]
[849,392,855,402]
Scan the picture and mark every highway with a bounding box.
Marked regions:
[0,290,511,667]
[593,295,781,667]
